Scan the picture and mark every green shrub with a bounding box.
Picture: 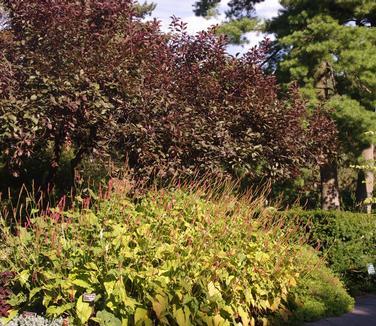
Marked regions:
[0,186,305,325]
[0,185,355,325]
[281,209,376,294]
[284,247,354,324]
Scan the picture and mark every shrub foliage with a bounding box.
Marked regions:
[0,272,14,318]
[0,182,353,325]
[281,209,376,293]
[0,0,336,188]
[286,247,354,324]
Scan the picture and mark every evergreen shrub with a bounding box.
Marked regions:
[281,209,376,294]
[284,247,354,324]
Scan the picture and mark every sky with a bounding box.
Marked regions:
[149,0,282,55]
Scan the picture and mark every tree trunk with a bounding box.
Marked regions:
[356,144,374,213]
[43,135,63,194]
[70,147,86,189]
[315,61,340,210]
[320,162,340,210]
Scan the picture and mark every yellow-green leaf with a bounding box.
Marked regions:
[238,306,250,326]
[0,310,18,324]
[19,270,30,286]
[134,308,152,326]
[208,281,222,299]
[85,262,99,271]
[173,307,191,326]
[213,314,229,326]
[76,295,92,324]
[152,294,167,319]
[96,310,121,326]
[104,280,115,296]
[72,279,92,289]
[29,287,42,300]
[43,294,52,308]
[46,303,75,316]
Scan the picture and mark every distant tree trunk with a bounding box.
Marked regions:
[315,61,340,210]
[320,161,340,210]
[356,144,374,213]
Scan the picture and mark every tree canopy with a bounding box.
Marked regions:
[193,0,264,45]
[266,0,376,154]
[0,0,334,191]
[194,0,264,19]
[195,0,376,210]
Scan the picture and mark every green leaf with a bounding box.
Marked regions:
[43,293,53,308]
[76,295,92,325]
[7,293,26,307]
[29,287,42,300]
[104,280,116,296]
[208,281,222,299]
[72,279,92,289]
[85,262,99,271]
[113,279,138,309]
[19,270,30,287]
[173,307,191,326]
[92,83,100,90]
[96,310,122,326]
[46,303,75,316]
[152,294,167,320]
[213,314,230,326]
[134,308,152,326]
[238,306,250,326]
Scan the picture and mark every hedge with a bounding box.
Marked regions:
[281,209,376,294]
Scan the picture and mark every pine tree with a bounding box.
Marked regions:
[134,1,156,18]
[193,0,263,45]
[194,0,264,19]
[266,0,376,211]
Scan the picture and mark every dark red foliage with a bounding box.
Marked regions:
[0,0,337,186]
[115,31,337,180]
[0,272,14,317]
[308,107,339,165]
[1,0,168,183]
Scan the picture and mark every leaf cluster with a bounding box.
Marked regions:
[267,0,376,154]
[285,247,354,324]
[280,209,376,293]
[215,18,259,45]
[0,0,335,187]
[0,272,14,318]
[0,186,306,325]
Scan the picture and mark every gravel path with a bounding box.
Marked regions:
[306,294,376,326]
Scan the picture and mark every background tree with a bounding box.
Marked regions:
[194,0,263,45]
[0,0,166,191]
[194,0,264,18]
[196,1,376,210]
[266,0,376,211]
[110,25,333,184]
[134,0,156,17]
[0,0,336,196]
